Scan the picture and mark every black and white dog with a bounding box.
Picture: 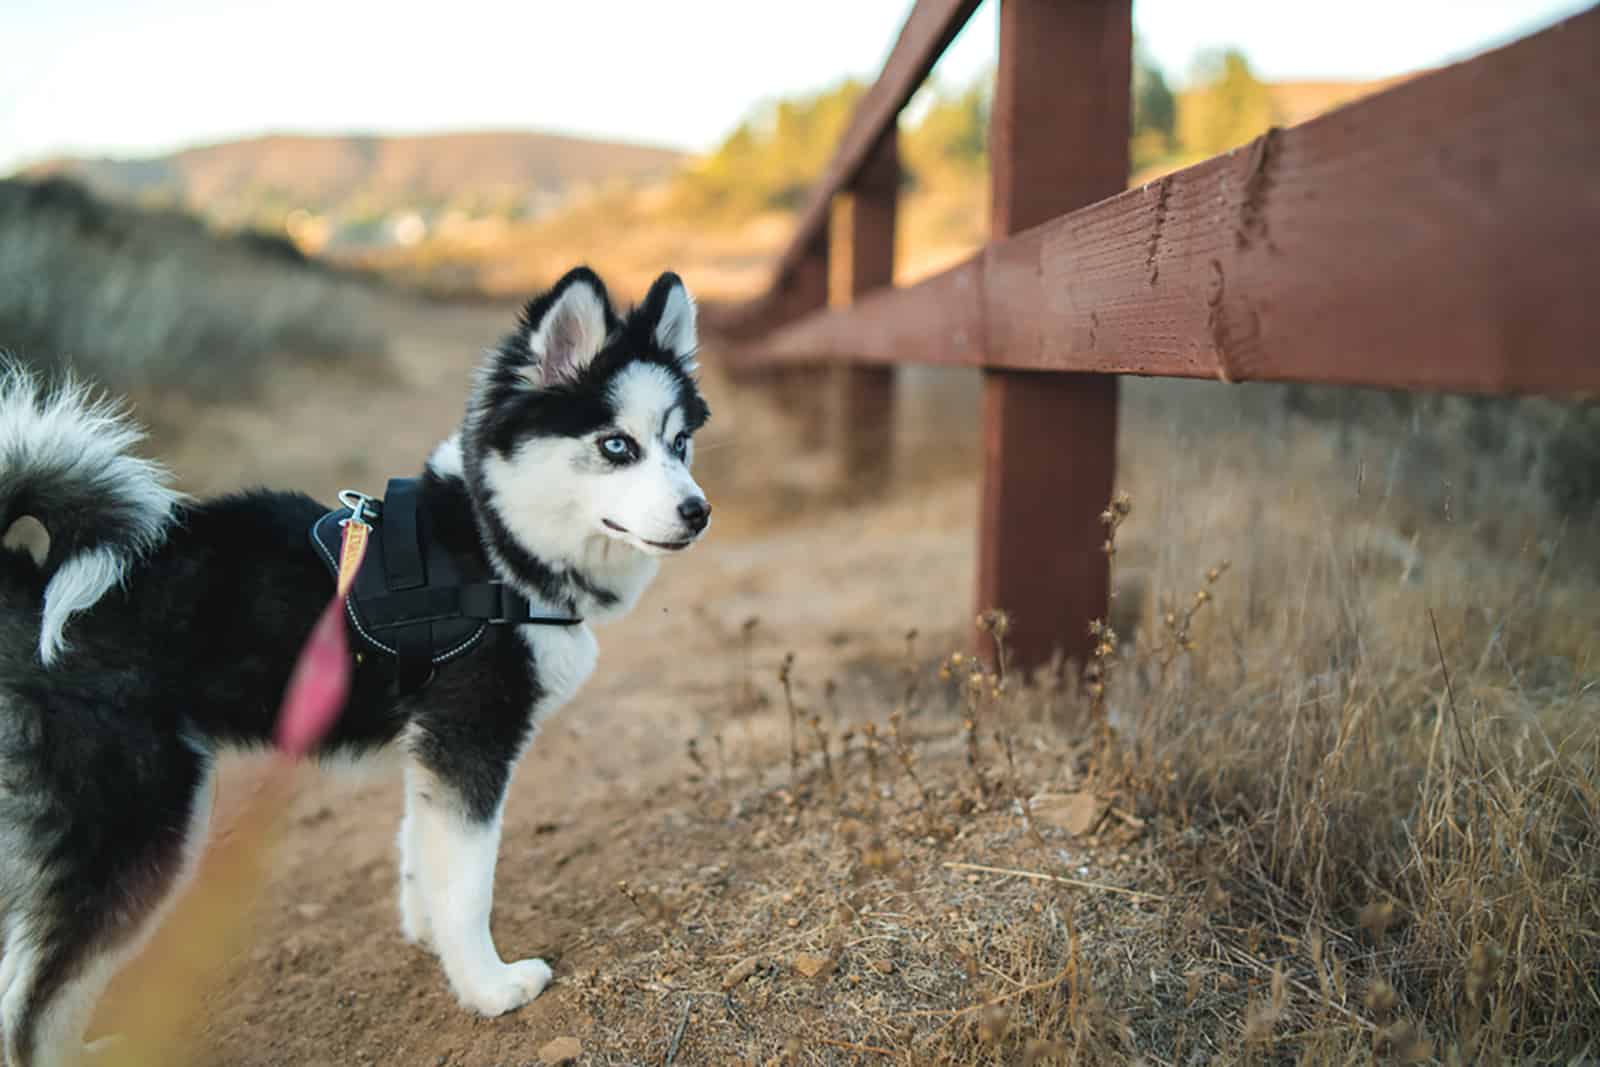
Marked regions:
[0,266,710,1066]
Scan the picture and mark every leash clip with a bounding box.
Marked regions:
[337,489,376,527]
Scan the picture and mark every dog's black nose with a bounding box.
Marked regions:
[678,496,711,532]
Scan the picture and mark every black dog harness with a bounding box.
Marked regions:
[310,478,581,693]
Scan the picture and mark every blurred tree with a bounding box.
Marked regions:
[671,42,1247,227]
[673,79,866,220]
[1180,48,1280,158]
[1131,42,1178,170]
[903,76,990,185]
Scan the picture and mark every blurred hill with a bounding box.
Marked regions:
[21,131,684,254]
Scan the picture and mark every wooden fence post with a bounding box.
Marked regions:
[977,0,1131,672]
[773,236,832,447]
[837,127,899,491]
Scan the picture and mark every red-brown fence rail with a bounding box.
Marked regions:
[711,0,1600,671]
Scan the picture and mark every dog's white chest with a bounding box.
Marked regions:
[519,622,599,717]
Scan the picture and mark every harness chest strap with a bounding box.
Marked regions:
[313,481,581,694]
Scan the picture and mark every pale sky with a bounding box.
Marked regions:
[0,0,1587,173]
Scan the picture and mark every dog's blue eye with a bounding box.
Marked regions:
[599,434,637,462]
[672,432,688,458]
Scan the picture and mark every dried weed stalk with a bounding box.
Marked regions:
[778,652,799,785]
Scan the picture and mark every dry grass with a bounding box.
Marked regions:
[0,177,386,401]
[552,621,1595,1063]
[524,371,1599,1065]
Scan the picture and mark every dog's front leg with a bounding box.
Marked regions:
[397,766,435,952]
[403,760,551,1017]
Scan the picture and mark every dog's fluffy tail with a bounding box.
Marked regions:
[0,360,181,664]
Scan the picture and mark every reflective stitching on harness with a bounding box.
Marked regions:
[310,511,487,664]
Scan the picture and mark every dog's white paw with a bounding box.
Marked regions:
[458,958,554,1017]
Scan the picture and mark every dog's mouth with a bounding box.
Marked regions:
[602,518,694,552]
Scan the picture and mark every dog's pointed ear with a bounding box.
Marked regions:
[522,267,612,386]
[641,272,698,374]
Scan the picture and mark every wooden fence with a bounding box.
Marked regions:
[709,0,1600,670]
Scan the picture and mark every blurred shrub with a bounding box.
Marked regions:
[1180,49,1281,158]
[903,79,990,187]
[672,80,868,221]
[1283,385,1600,520]
[1540,403,1600,519]
[1132,41,1179,171]
[0,177,384,398]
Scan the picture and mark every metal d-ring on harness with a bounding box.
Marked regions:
[310,478,582,694]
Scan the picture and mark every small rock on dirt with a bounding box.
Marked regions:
[723,955,762,989]
[537,1035,582,1064]
[792,953,829,978]
[1032,791,1109,836]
